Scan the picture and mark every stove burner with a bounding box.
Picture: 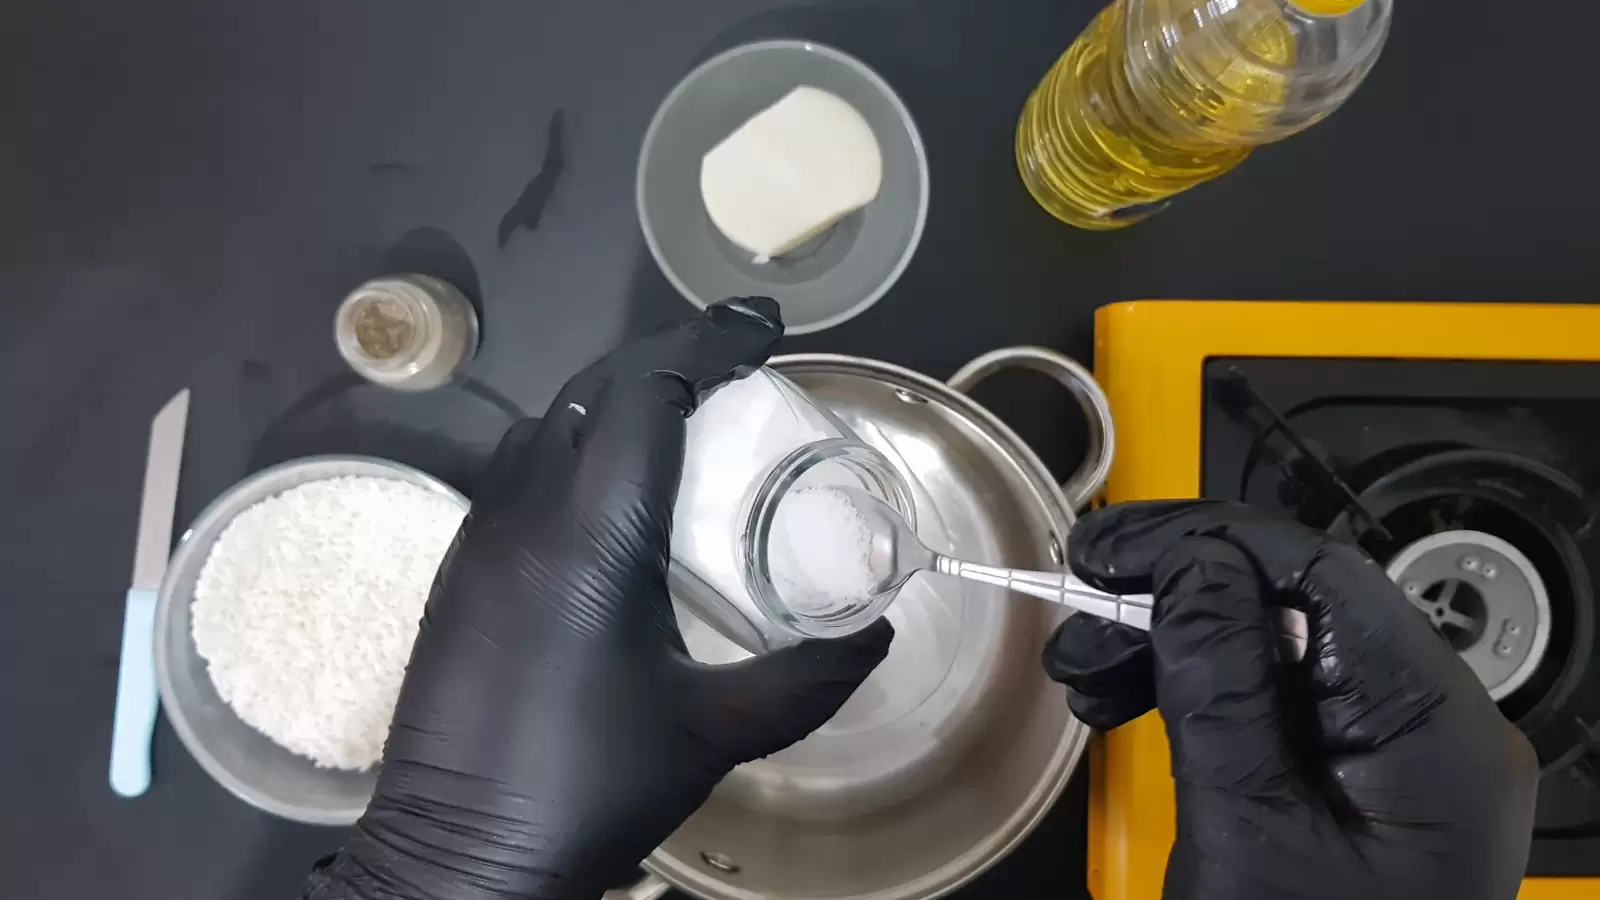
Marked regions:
[1321,449,1596,762]
[1204,359,1600,852]
[1386,530,1553,700]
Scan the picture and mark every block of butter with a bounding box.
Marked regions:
[700,86,883,264]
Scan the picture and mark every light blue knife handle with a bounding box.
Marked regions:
[110,588,158,798]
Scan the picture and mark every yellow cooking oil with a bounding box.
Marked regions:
[1017,0,1392,230]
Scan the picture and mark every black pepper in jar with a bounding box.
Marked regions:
[335,275,479,391]
[351,296,416,361]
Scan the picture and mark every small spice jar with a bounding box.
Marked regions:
[334,275,479,391]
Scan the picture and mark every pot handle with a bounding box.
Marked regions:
[948,346,1115,512]
[602,873,672,900]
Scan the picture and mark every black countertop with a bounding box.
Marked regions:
[2,1,1596,898]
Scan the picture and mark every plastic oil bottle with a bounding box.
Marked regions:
[1016,0,1392,230]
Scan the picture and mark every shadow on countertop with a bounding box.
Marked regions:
[246,371,525,501]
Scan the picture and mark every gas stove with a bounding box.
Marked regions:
[1090,301,1600,900]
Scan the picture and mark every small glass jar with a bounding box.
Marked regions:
[670,368,916,653]
[334,275,479,391]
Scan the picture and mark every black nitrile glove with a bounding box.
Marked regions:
[307,298,893,900]
[1043,501,1538,900]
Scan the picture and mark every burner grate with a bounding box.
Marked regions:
[1203,357,1600,855]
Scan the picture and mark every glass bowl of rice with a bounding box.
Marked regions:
[153,455,467,825]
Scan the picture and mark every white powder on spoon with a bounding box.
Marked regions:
[191,475,465,770]
[769,486,881,614]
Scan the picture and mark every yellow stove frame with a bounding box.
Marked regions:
[1091,300,1600,900]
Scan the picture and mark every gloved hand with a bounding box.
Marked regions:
[308,298,893,900]
[1044,501,1538,900]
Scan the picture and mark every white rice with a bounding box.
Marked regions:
[191,475,466,770]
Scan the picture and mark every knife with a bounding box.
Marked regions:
[110,388,189,798]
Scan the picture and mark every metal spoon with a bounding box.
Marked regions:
[821,485,1308,662]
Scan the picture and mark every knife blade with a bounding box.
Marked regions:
[110,388,189,798]
[129,389,189,591]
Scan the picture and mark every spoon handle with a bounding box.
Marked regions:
[933,556,1308,662]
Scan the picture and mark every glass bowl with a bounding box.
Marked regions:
[153,455,467,825]
[637,40,928,335]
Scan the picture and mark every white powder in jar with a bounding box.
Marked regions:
[769,486,881,613]
[675,371,823,621]
[190,475,466,770]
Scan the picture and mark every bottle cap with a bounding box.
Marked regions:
[1289,0,1366,15]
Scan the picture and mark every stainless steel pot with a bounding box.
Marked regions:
[610,347,1114,900]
